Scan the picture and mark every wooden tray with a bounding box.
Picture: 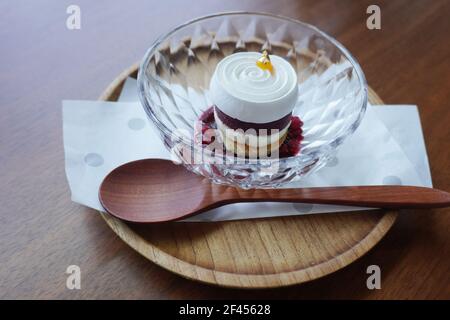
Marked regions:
[98,63,397,289]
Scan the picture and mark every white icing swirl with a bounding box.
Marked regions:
[210,52,298,123]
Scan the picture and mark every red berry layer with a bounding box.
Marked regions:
[197,106,303,158]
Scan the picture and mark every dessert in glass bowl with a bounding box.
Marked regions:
[138,12,367,188]
[201,50,303,158]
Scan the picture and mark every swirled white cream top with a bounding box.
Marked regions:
[210,52,298,123]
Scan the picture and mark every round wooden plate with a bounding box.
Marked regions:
[98,63,397,288]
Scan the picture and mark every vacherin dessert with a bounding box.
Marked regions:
[209,51,299,156]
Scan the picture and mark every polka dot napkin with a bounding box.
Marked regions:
[62,77,432,221]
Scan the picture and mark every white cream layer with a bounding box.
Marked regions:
[210,52,298,123]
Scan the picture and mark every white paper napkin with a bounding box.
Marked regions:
[62,77,432,221]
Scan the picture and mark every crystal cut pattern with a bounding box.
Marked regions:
[138,13,367,188]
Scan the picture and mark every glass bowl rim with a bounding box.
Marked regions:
[137,11,368,165]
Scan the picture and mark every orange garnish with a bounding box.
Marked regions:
[256,50,274,74]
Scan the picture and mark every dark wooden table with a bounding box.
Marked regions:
[1,0,449,299]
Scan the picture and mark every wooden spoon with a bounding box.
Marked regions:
[99,159,450,223]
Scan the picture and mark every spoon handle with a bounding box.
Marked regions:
[229,185,450,209]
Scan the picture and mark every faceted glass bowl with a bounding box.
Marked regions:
[138,12,367,188]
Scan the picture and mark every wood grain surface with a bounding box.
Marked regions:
[1,0,449,299]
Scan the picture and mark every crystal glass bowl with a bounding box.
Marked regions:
[138,12,367,188]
